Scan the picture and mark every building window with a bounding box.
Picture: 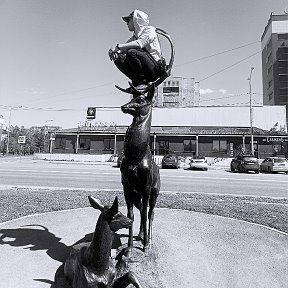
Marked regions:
[55,137,66,149]
[183,140,196,152]
[212,140,227,153]
[158,140,169,155]
[278,34,288,41]
[103,138,114,151]
[65,139,74,149]
[79,138,90,150]
[279,88,288,96]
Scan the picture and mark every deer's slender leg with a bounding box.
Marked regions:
[113,271,143,288]
[141,194,149,252]
[148,165,160,247]
[123,183,134,256]
[134,195,143,240]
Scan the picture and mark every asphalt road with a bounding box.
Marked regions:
[0,157,287,198]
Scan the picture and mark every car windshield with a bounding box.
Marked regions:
[274,158,287,163]
[165,155,177,160]
[243,157,257,162]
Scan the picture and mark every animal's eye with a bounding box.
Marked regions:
[137,98,145,104]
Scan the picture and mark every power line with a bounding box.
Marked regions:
[26,41,261,104]
[199,50,261,82]
[175,41,260,67]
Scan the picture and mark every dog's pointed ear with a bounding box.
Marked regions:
[110,196,119,215]
[88,196,104,211]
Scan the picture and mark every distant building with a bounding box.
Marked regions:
[261,12,288,124]
[154,76,200,107]
[53,105,288,158]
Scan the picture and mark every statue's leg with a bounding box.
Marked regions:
[134,195,144,241]
[113,271,143,288]
[141,194,149,252]
[123,184,134,256]
[148,167,160,247]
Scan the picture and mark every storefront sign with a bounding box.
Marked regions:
[77,121,117,129]
[264,137,288,143]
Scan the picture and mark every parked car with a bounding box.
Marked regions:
[230,154,260,173]
[116,152,124,168]
[260,157,288,174]
[162,154,181,169]
[190,157,208,171]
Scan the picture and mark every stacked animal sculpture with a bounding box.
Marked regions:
[120,88,160,255]
[63,196,143,288]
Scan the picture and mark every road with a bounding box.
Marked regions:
[0,157,287,198]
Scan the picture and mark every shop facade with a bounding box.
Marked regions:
[52,125,288,159]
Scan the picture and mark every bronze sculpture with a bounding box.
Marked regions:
[63,196,143,288]
[120,88,160,255]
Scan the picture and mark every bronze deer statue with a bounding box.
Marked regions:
[63,196,143,288]
[120,87,160,255]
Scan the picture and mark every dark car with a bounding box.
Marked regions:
[230,154,260,173]
[162,154,181,169]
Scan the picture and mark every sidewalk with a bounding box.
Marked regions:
[0,208,287,288]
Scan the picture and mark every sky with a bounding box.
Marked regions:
[0,0,287,129]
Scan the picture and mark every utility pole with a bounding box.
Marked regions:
[44,120,53,153]
[6,108,12,154]
[248,67,254,156]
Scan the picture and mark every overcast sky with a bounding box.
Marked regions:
[0,0,287,128]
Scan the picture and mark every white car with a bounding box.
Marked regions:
[190,157,208,171]
[260,157,288,174]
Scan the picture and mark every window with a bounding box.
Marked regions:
[278,34,288,41]
[103,138,114,151]
[65,139,74,149]
[183,139,196,152]
[79,138,90,150]
[55,137,66,149]
[212,140,227,153]
[158,140,169,155]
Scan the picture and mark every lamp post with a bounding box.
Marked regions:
[44,120,53,153]
[248,67,254,156]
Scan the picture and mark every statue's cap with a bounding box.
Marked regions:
[122,11,134,22]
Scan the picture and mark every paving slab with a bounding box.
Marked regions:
[0,208,287,288]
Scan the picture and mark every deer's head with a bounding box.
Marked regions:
[121,87,155,117]
[88,196,132,232]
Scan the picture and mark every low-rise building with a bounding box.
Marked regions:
[52,105,288,158]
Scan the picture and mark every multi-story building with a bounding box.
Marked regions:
[154,76,200,107]
[261,12,288,124]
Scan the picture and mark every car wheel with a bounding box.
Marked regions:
[255,170,259,174]
[231,165,235,172]
[268,167,271,173]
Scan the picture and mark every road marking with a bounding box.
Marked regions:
[0,168,119,176]
[0,168,287,184]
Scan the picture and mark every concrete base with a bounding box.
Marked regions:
[0,208,287,288]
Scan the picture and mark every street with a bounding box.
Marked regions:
[0,157,287,198]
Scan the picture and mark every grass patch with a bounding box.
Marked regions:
[0,188,287,233]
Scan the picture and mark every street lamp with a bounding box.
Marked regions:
[44,120,53,153]
[248,67,254,156]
